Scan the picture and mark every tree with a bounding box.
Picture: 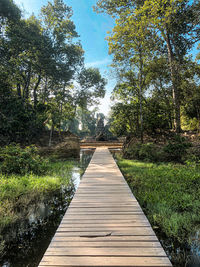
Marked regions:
[109,102,140,137]
[95,0,200,132]
[181,60,200,132]
[0,0,21,23]
[96,1,161,141]
[0,0,107,145]
[76,67,106,109]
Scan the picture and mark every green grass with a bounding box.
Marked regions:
[0,160,76,234]
[117,158,200,244]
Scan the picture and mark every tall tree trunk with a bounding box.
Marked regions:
[43,76,48,104]
[23,64,32,101]
[33,74,41,110]
[58,103,63,140]
[166,32,181,133]
[49,124,54,147]
[135,104,140,135]
[17,83,21,98]
[160,80,173,130]
[139,50,144,143]
[197,107,200,133]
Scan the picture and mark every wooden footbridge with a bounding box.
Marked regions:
[39,148,172,266]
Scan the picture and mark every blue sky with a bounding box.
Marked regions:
[14,0,116,116]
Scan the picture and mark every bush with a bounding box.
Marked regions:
[138,143,160,162]
[0,144,48,175]
[123,143,141,159]
[163,135,191,162]
[123,143,161,162]
[123,135,192,163]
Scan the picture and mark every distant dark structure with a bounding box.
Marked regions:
[95,116,107,141]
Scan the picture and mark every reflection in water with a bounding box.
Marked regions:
[160,233,200,267]
[72,148,95,189]
[1,149,94,267]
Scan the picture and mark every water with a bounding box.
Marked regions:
[159,232,200,267]
[72,148,95,189]
[1,148,94,267]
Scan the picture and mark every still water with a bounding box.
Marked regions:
[1,148,94,267]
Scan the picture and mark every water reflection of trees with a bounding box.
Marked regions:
[80,149,95,168]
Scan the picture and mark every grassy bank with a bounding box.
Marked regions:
[0,160,76,255]
[117,158,200,244]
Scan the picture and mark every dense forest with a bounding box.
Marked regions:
[0,0,106,145]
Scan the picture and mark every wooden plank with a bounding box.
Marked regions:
[63,215,146,219]
[59,220,150,226]
[54,232,156,237]
[39,148,172,267]
[70,203,139,207]
[45,247,167,256]
[64,214,145,217]
[49,241,162,247]
[68,207,141,211]
[56,227,154,234]
[51,236,159,242]
[59,222,150,227]
[39,256,171,266]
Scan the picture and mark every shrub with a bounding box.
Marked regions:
[123,143,141,159]
[163,135,191,162]
[123,143,161,162]
[0,144,48,175]
[138,143,160,162]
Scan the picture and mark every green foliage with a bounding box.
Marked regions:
[117,159,200,243]
[95,0,200,134]
[0,0,106,146]
[0,159,75,252]
[163,135,191,162]
[0,0,21,22]
[109,102,137,136]
[124,136,192,163]
[77,68,106,109]
[124,143,162,162]
[0,144,48,175]
[138,143,160,162]
[0,88,46,145]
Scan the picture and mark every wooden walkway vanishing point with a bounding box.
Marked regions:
[39,147,172,267]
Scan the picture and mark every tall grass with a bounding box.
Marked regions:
[0,160,76,255]
[117,159,200,244]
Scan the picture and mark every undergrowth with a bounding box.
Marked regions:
[0,160,76,256]
[117,158,200,244]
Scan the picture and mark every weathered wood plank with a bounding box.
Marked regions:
[51,236,159,242]
[59,222,151,227]
[63,215,147,220]
[68,207,142,211]
[39,256,171,266]
[45,247,167,256]
[49,241,162,247]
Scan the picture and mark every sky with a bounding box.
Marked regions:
[14,0,116,116]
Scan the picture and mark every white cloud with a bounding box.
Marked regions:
[85,58,111,68]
